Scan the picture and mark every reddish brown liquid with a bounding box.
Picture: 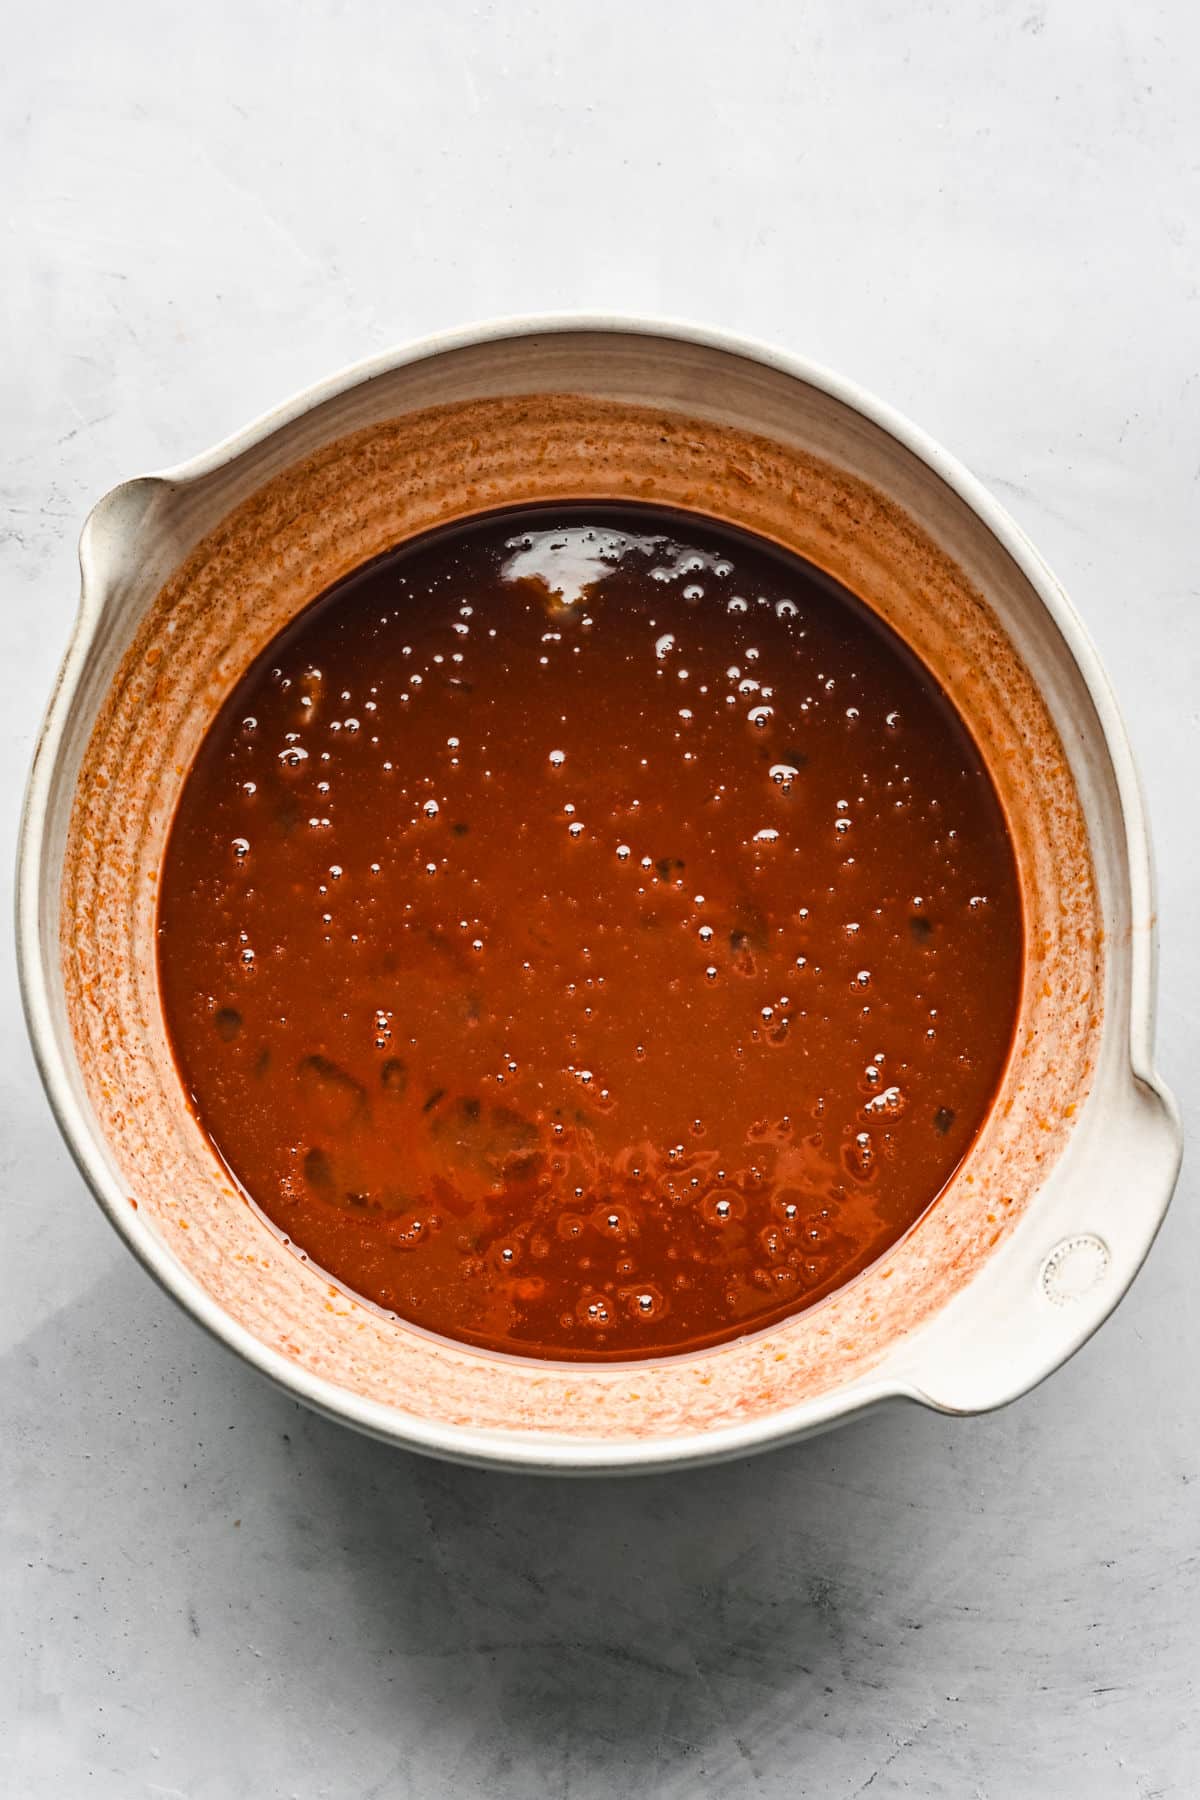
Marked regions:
[158,505,1022,1360]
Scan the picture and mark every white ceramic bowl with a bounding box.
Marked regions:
[17,317,1182,1473]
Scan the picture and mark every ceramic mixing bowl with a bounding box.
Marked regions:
[17,317,1182,1471]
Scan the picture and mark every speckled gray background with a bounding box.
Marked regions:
[3,3,1197,1794]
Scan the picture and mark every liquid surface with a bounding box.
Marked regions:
[158,505,1023,1360]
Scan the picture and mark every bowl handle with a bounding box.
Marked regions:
[892,1071,1182,1415]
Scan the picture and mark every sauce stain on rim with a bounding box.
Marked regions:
[57,382,1104,1440]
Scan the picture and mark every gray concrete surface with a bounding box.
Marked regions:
[3,3,1197,1794]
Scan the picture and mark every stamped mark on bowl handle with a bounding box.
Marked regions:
[1040,1234,1112,1306]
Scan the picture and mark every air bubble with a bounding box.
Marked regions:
[866,1085,906,1117]
[578,1292,613,1328]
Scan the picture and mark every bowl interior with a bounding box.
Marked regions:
[47,332,1113,1452]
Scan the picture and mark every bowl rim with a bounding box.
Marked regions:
[15,310,1180,1472]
